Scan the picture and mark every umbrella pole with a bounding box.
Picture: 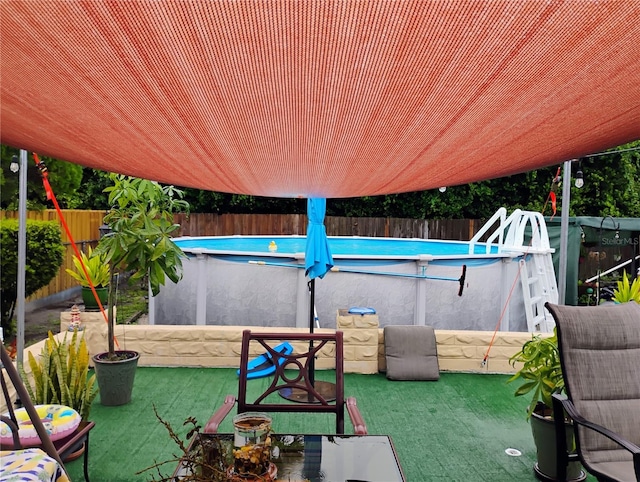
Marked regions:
[308,278,315,387]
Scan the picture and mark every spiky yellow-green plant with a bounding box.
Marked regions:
[19,330,99,421]
[612,270,640,304]
[65,246,110,288]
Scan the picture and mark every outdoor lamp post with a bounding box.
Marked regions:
[99,223,112,238]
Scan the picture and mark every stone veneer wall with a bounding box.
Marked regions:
[2,311,537,412]
[58,310,537,374]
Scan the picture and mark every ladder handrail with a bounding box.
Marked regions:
[505,211,551,251]
[469,207,507,254]
[470,208,552,255]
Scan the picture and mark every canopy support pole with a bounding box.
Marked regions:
[558,160,573,305]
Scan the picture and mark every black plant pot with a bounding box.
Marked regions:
[93,350,140,406]
[530,403,586,482]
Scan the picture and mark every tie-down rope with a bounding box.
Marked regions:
[33,153,119,348]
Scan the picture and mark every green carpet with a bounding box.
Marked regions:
[63,367,595,481]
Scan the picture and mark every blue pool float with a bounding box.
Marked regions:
[238,342,294,379]
[348,307,377,315]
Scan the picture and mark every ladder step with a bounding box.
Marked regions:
[527,276,539,285]
[531,315,546,330]
[530,296,543,304]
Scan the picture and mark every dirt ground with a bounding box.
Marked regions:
[22,295,83,346]
[19,289,148,347]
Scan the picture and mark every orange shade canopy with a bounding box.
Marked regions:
[1,1,639,198]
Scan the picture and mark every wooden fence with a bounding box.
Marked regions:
[172,213,484,239]
[1,210,484,304]
[0,210,107,302]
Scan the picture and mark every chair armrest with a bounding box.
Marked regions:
[553,394,640,456]
[0,415,22,448]
[553,393,640,482]
[203,395,236,434]
[346,397,367,435]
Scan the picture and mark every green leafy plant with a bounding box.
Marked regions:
[508,328,564,419]
[611,270,640,304]
[1,219,64,336]
[94,174,189,358]
[19,330,99,421]
[65,246,110,288]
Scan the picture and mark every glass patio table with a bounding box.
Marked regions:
[173,433,406,481]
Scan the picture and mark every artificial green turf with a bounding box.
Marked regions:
[64,367,595,482]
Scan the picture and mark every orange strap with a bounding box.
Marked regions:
[481,166,559,366]
[33,153,118,348]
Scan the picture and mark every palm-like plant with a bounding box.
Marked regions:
[611,270,640,304]
[65,246,110,288]
[508,328,564,419]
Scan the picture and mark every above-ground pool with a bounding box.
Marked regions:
[151,209,558,332]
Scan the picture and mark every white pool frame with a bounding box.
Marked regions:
[151,208,557,332]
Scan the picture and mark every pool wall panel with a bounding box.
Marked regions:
[152,252,529,331]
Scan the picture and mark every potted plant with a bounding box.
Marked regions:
[611,270,640,303]
[508,329,585,481]
[19,330,98,459]
[91,174,188,406]
[65,246,110,310]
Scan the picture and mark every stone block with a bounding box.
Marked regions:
[341,329,378,345]
[336,309,379,329]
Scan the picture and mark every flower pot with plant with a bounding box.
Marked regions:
[611,270,640,304]
[20,330,98,421]
[18,330,99,459]
[508,329,586,481]
[65,246,110,310]
[91,174,188,406]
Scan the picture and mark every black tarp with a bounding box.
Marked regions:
[544,217,640,305]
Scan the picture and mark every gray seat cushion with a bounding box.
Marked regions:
[384,325,439,381]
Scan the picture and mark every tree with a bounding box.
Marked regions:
[94,174,190,357]
[0,145,83,209]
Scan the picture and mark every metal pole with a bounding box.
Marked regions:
[16,149,28,365]
[558,160,573,305]
[308,278,315,387]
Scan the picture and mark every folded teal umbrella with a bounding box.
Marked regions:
[305,198,334,389]
[305,198,334,280]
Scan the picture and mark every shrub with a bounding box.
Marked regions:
[19,330,98,421]
[1,219,64,336]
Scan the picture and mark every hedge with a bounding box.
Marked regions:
[1,219,64,336]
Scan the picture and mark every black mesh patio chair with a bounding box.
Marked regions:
[546,302,640,482]
[203,330,367,435]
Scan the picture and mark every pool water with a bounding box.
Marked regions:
[174,236,499,257]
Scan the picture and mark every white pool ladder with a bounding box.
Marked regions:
[519,256,556,332]
[470,208,557,332]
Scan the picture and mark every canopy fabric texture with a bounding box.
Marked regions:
[1,1,639,198]
[305,198,334,280]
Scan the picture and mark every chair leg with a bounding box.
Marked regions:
[83,434,91,482]
[552,395,569,481]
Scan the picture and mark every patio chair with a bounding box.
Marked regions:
[204,330,367,435]
[1,343,95,481]
[545,302,640,482]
